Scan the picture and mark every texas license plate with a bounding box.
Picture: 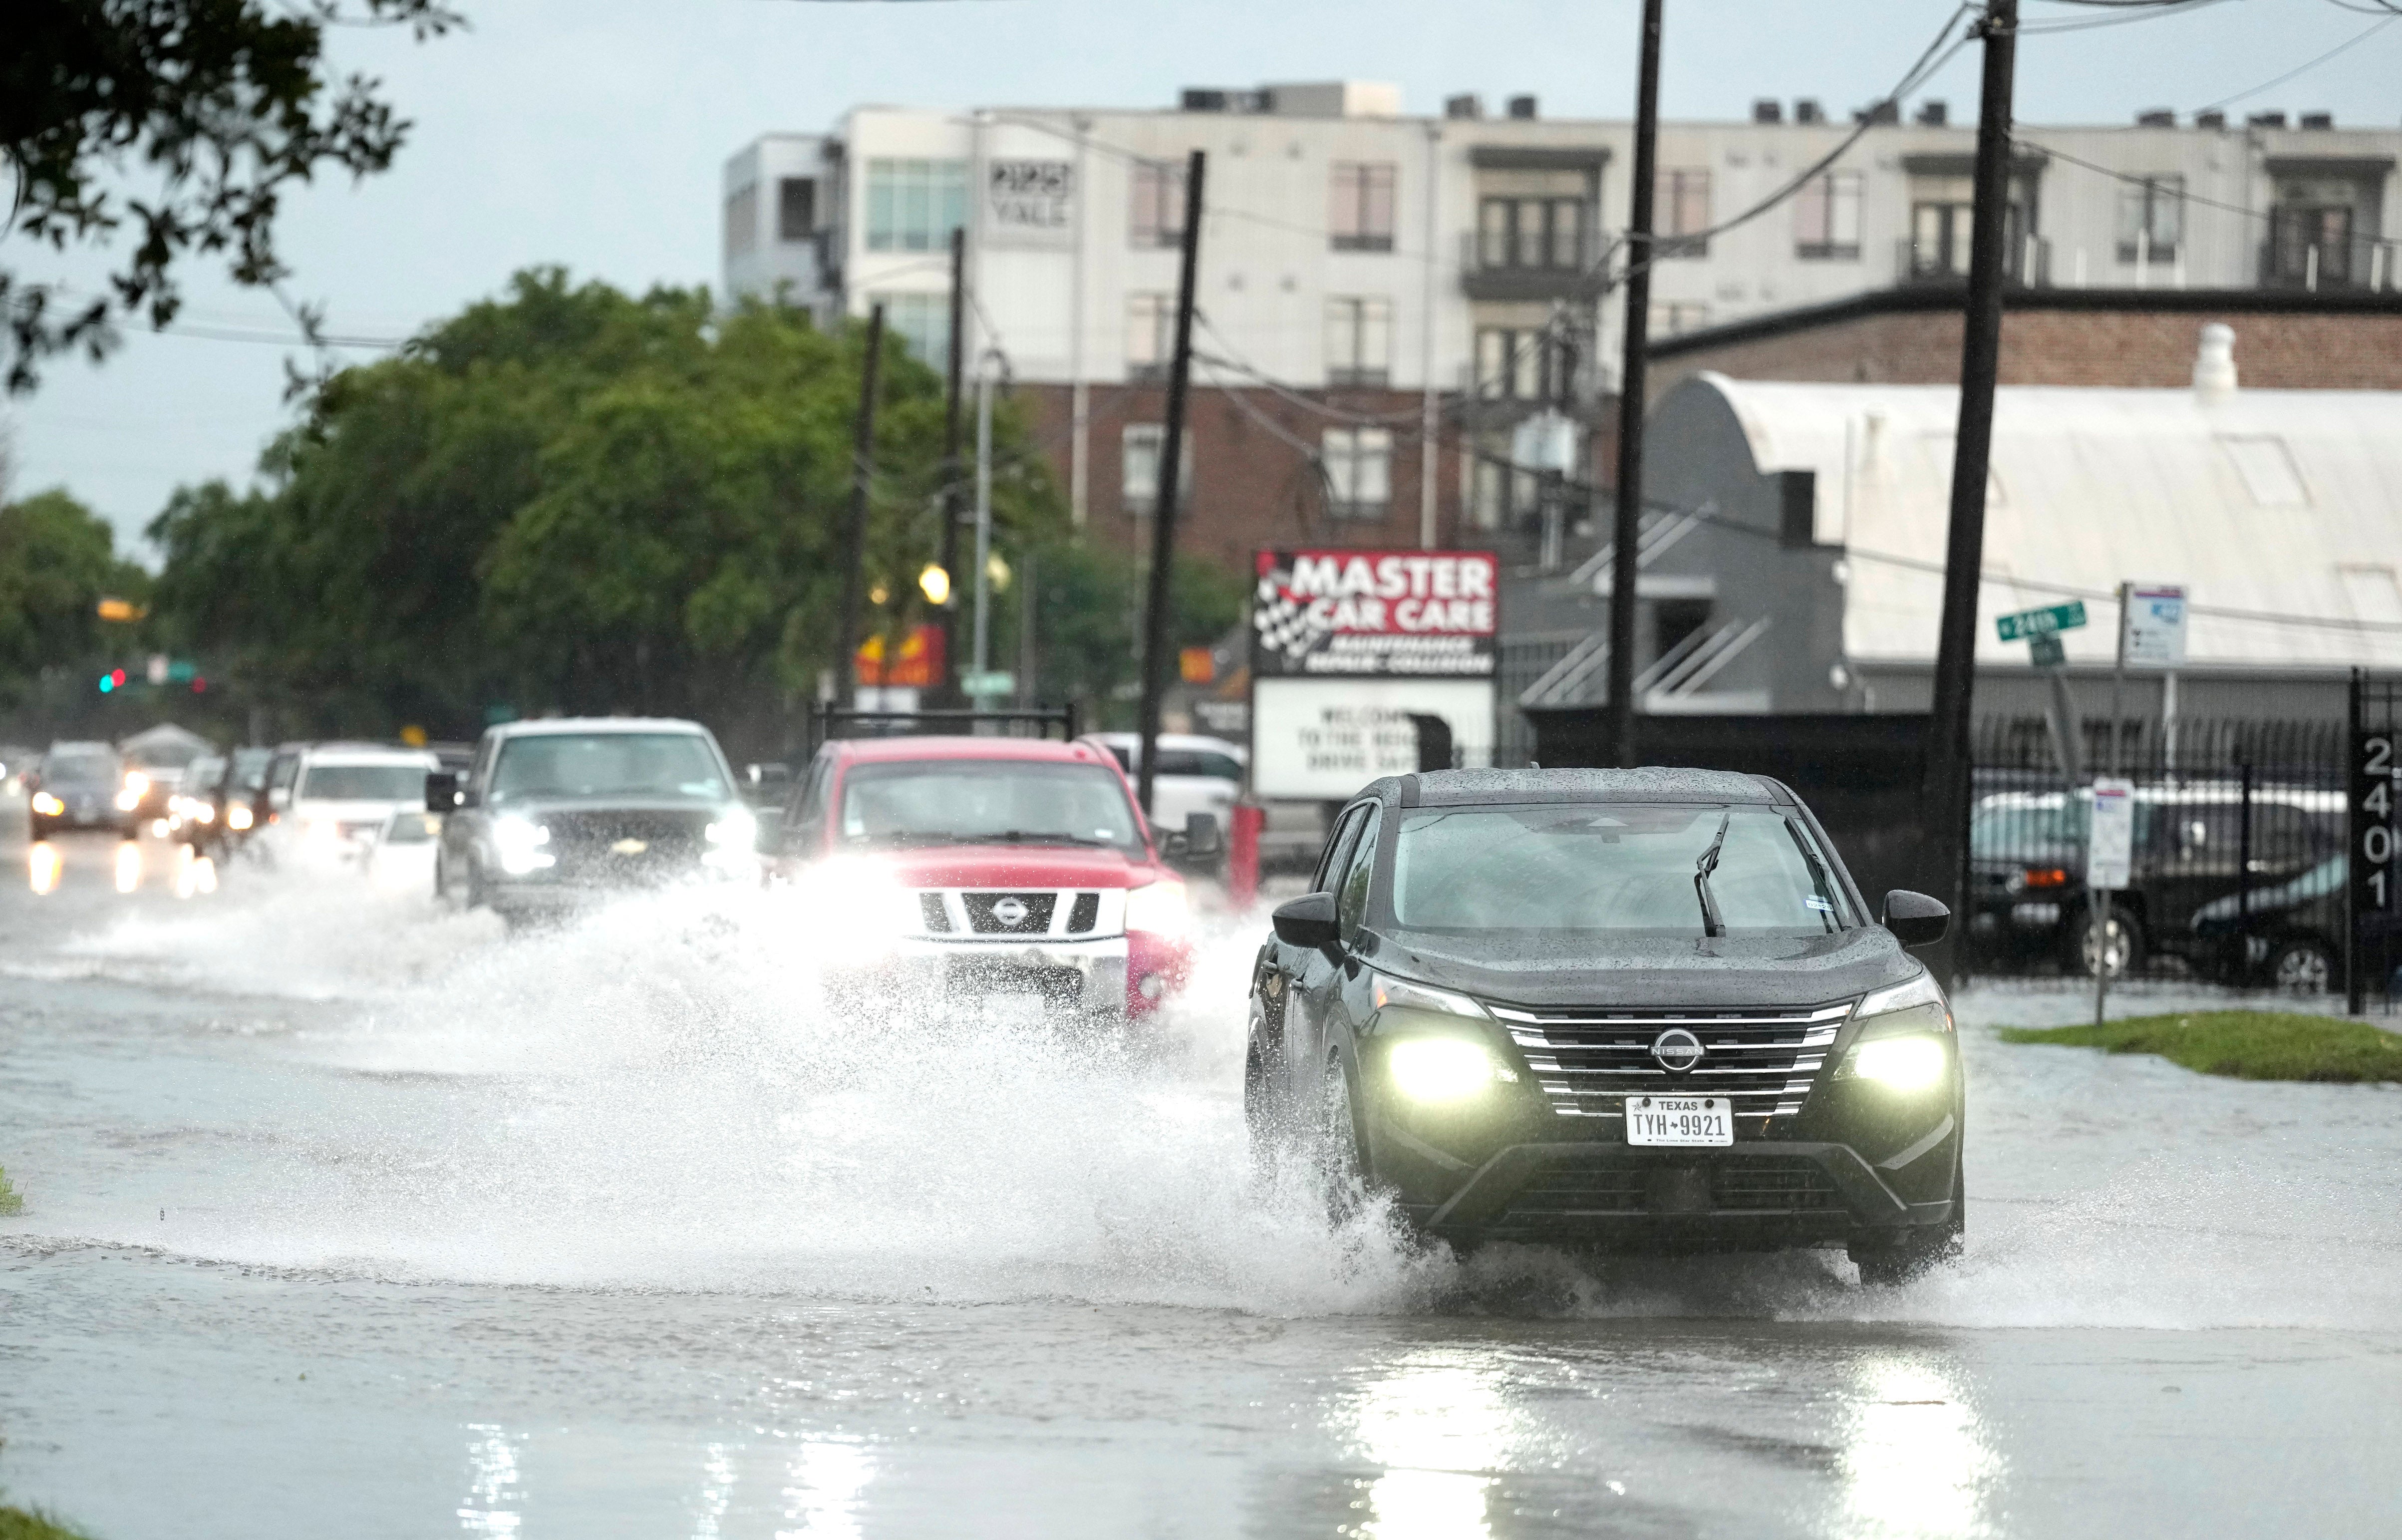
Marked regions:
[1625,1095,1733,1147]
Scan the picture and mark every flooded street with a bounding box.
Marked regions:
[4,815,2401,1539]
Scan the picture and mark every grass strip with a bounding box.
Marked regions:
[0,1507,98,1540]
[1999,1010,2402,1084]
[0,1166,20,1217]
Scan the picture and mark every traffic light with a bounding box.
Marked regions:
[97,667,127,694]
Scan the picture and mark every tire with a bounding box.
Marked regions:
[2269,938,2334,994]
[2071,903,2144,979]
[1243,1030,1290,1169]
[1850,1154,1965,1287]
[1314,1054,1372,1222]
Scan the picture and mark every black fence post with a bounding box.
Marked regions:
[2237,758,2254,975]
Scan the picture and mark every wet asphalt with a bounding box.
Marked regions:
[3,810,2400,1539]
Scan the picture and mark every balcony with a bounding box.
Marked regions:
[1461,227,1607,303]
[1895,235,2052,288]
[2258,229,2396,293]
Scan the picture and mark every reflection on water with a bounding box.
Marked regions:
[779,1440,874,1540]
[173,844,218,899]
[1839,1354,1998,1539]
[28,840,60,895]
[1351,1354,1517,1540]
[693,1441,736,1539]
[458,1423,524,1537]
[114,840,142,894]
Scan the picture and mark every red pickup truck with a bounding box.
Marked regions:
[768,732,1217,1018]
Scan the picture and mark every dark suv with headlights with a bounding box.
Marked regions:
[428,717,758,928]
[1246,768,1963,1284]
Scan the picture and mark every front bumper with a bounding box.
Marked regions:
[1394,1135,1956,1250]
[881,934,1133,1015]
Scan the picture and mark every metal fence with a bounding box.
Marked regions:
[1965,714,2352,993]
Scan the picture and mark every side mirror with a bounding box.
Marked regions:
[1882,889,1951,949]
[424,771,460,813]
[1165,810,1223,865]
[1271,891,1341,952]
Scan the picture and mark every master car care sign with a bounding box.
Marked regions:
[1249,550,1500,799]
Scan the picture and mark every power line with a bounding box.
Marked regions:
[2193,10,2400,111]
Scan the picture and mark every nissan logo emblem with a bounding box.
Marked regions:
[991,896,1031,927]
[1651,1027,1706,1074]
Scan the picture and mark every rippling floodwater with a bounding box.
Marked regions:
[4,824,2401,1538]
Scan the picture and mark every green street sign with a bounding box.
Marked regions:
[1995,600,2088,642]
[960,670,1015,697]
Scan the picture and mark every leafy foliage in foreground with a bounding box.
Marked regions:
[1999,1011,2402,1084]
[0,1505,97,1540]
[1,0,461,393]
[0,1164,22,1216]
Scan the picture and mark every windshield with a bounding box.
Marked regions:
[1970,795,2157,858]
[186,756,227,786]
[231,749,274,790]
[380,812,440,844]
[488,733,727,804]
[299,763,431,802]
[125,743,204,770]
[1392,803,1849,936]
[838,760,1142,851]
[43,752,119,783]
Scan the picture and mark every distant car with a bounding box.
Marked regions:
[265,745,444,867]
[26,742,134,839]
[168,753,227,841]
[430,717,757,927]
[366,809,443,895]
[1092,732,1243,870]
[1966,782,2343,977]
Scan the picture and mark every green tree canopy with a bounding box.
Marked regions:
[147,269,1063,749]
[0,487,151,708]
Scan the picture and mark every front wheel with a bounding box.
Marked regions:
[1850,1156,1965,1286]
[1314,1054,1373,1223]
[2071,903,2144,979]
[1243,1028,1294,1170]
[2269,938,2334,994]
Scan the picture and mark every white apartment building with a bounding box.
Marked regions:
[721,83,2402,550]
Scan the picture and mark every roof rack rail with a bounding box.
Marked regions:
[805,703,1081,753]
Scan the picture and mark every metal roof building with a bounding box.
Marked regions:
[1513,328,2402,729]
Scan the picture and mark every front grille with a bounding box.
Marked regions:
[919,894,953,932]
[963,892,1058,934]
[1068,892,1100,932]
[545,810,710,884]
[1492,1001,1853,1122]
[1501,1153,1842,1218]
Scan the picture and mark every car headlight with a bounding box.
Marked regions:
[124,772,149,797]
[493,815,555,874]
[31,792,63,816]
[706,808,758,850]
[1837,970,1953,1090]
[227,804,254,831]
[1124,878,1190,935]
[115,789,142,811]
[1371,971,1487,1019]
[1386,1038,1504,1103]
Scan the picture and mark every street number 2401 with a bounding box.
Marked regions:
[2366,735,2396,910]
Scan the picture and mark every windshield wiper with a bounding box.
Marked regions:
[1784,819,1842,933]
[1693,810,1732,939]
[936,830,1119,848]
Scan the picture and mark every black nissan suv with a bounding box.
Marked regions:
[1245,768,1963,1284]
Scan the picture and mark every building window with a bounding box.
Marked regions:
[1475,326,1575,401]
[778,178,817,242]
[1127,294,1174,380]
[1479,197,1587,270]
[2114,175,2182,263]
[1122,424,1193,517]
[1322,428,1392,520]
[1132,160,1188,249]
[877,293,950,366]
[1648,302,1711,336]
[1331,163,1398,252]
[1794,170,1862,260]
[1470,440,1535,530]
[1324,297,1393,387]
[724,185,758,257]
[865,158,967,253]
[1657,169,1712,258]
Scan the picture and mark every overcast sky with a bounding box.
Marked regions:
[6,0,2398,555]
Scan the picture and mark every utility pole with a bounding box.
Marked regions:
[936,227,968,705]
[837,303,887,703]
[1606,0,1663,769]
[972,352,996,689]
[1136,149,1206,820]
[1923,0,2016,981]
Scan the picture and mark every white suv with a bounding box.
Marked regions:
[265,744,441,867]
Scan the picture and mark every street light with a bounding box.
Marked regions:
[918,562,952,607]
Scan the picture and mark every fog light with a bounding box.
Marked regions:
[1137,972,1167,1001]
[1848,1035,1948,1091]
[1386,1038,1500,1103]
